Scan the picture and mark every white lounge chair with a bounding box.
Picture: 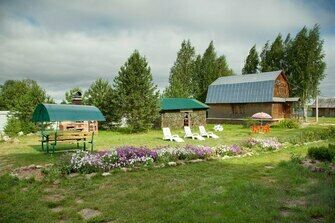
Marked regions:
[199,125,219,139]
[184,126,205,140]
[162,127,184,142]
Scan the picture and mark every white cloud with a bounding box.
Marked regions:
[0,0,334,101]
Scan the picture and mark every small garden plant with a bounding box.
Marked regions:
[308,144,335,162]
[247,137,282,150]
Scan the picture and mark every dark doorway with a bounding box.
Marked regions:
[183,113,190,126]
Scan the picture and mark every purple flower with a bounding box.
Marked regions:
[230,145,242,154]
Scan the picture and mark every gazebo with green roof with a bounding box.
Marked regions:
[160,98,209,129]
[32,103,105,152]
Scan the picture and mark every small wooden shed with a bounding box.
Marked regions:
[206,70,299,123]
[311,97,335,117]
[160,98,209,129]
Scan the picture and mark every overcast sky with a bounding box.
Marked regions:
[0,0,334,102]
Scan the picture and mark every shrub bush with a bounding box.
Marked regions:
[4,117,21,137]
[287,126,335,144]
[290,153,304,164]
[243,118,259,128]
[308,144,335,162]
[275,119,300,129]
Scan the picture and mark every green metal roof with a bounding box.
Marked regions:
[160,98,209,111]
[32,103,106,122]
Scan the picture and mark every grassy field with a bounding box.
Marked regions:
[0,121,335,222]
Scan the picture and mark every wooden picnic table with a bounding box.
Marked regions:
[41,131,94,153]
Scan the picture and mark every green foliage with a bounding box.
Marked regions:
[163,40,234,102]
[84,78,116,129]
[290,153,304,164]
[164,40,196,98]
[287,126,335,144]
[4,116,21,136]
[243,118,259,128]
[195,41,217,102]
[242,45,259,74]
[216,55,234,77]
[260,34,285,72]
[275,119,300,129]
[259,41,271,72]
[286,25,326,120]
[113,50,159,132]
[0,79,50,133]
[194,41,233,102]
[308,144,335,162]
[249,25,326,121]
[63,87,83,104]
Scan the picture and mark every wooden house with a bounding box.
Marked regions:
[160,98,209,129]
[205,70,299,123]
[311,97,335,117]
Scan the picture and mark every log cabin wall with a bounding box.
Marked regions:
[312,108,335,117]
[272,103,285,119]
[274,73,289,98]
[208,103,273,119]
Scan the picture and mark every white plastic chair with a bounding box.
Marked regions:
[184,126,205,140]
[199,126,219,139]
[162,127,184,142]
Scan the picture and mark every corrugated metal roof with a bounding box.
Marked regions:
[210,70,282,85]
[32,103,106,122]
[206,70,284,104]
[311,97,335,108]
[161,98,209,111]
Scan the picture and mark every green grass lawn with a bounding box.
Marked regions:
[0,122,335,222]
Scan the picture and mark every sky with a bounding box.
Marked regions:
[0,0,334,102]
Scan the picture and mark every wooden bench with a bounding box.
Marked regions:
[41,131,94,153]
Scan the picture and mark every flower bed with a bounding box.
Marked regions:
[67,145,214,173]
[215,144,243,156]
[247,137,282,150]
[63,138,285,174]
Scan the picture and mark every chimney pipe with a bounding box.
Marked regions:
[72,91,82,105]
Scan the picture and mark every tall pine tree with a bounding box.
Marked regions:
[267,34,285,71]
[260,41,271,72]
[84,78,115,129]
[282,33,292,72]
[242,45,259,74]
[194,41,233,102]
[164,40,196,98]
[216,55,234,77]
[286,25,326,121]
[113,50,159,132]
[196,41,217,102]
[192,54,203,100]
[260,34,285,72]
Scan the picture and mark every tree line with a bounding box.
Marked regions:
[0,24,326,134]
[242,25,326,120]
[0,50,159,134]
[163,40,233,102]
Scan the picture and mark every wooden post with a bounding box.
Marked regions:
[315,96,319,123]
